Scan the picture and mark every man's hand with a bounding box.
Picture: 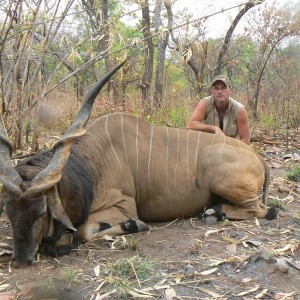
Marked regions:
[214,126,225,135]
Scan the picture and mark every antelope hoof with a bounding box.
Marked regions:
[202,208,218,225]
[203,207,227,225]
[266,207,278,220]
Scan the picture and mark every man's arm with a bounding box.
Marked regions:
[187,99,224,135]
[237,108,251,144]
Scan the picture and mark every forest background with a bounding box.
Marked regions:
[0,0,299,152]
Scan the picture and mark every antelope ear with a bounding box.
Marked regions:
[46,186,76,232]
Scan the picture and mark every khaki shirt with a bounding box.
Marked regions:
[204,96,244,139]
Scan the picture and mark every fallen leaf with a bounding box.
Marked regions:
[246,240,262,247]
[207,259,225,266]
[255,288,268,299]
[226,243,236,254]
[270,162,282,168]
[284,258,300,271]
[274,291,298,300]
[111,236,127,249]
[276,243,300,255]
[93,279,106,292]
[242,241,249,248]
[103,235,115,242]
[94,265,100,277]
[204,228,223,237]
[237,285,260,296]
[94,290,116,300]
[222,236,237,243]
[260,247,270,260]
[242,277,253,283]
[199,267,218,276]
[195,286,221,297]
[175,274,184,284]
[128,289,153,298]
[131,287,157,297]
[165,288,176,300]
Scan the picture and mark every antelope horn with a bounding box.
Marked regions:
[23,59,128,198]
[47,186,76,231]
[0,119,23,197]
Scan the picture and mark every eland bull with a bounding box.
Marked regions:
[0,60,276,268]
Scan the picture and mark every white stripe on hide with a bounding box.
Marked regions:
[148,125,153,201]
[136,116,140,203]
[121,114,129,164]
[194,132,200,172]
[206,144,212,183]
[186,130,191,195]
[174,128,180,202]
[105,115,121,168]
[165,127,170,199]
[234,147,243,187]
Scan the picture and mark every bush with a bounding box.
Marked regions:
[286,166,300,182]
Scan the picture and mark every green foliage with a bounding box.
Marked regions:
[267,198,287,211]
[286,166,300,182]
[265,227,278,236]
[126,236,138,251]
[169,106,189,128]
[165,63,189,88]
[107,276,132,298]
[260,113,276,128]
[230,38,259,83]
[296,212,300,225]
[60,268,80,284]
[146,103,190,128]
[222,219,232,226]
[255,148,264,155]
[109,255,156,280]
[107,254,158,297]
[257,111,284,129]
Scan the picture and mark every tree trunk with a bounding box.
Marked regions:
[81,0,118,104]
[153,0,171,109]
[213,1,265,77]
[251,35,287,118]
[102,0,119,104]
[140,0,154,115]
[166,2,208,94]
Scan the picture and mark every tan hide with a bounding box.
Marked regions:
[79,112,269,222]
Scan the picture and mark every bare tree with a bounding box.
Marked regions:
[80,0,119,103]
[167,1,265,94]
[245,3,300,117]
[140,0,154,115]
[153,0,171,109]
[213,0,265,77]
[0,0,109,149]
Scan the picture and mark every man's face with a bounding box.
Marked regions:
[211,81,231,104]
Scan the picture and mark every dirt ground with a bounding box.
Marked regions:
[0,142,299,300]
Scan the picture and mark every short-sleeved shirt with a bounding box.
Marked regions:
[204,96,244,139]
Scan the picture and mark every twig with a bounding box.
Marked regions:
[149,219,179,231]
[129,260,142,289]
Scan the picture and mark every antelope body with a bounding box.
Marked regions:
[0,61,276,268]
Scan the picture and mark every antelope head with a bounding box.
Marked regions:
[0,60,127,267]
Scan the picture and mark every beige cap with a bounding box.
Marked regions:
[211,75,231,87]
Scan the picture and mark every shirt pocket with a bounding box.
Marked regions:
[226,123,238,137]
